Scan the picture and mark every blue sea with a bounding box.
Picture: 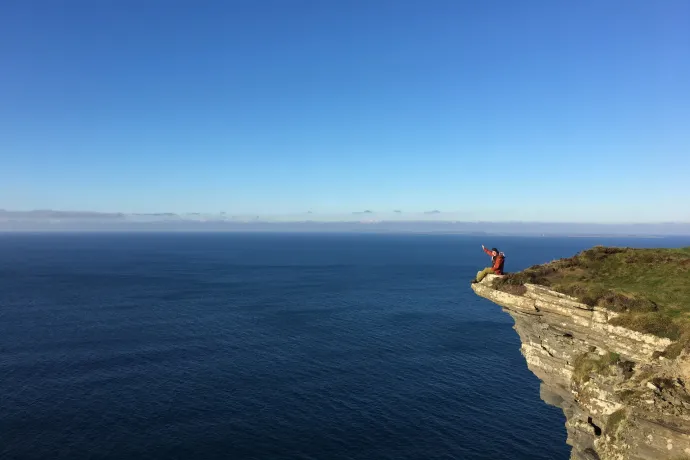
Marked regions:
[2,233,689,460]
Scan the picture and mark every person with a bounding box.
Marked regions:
[472,245,505,283]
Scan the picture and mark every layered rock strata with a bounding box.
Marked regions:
[472,275,690,460]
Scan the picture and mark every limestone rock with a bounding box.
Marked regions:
[471,276,690,460]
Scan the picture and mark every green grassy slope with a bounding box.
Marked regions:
[493,246,690,343]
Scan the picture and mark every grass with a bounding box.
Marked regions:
[605,408,627,439]
[493,246,690,340]
[617,389,638,403]
[662,334,690,359]
[573,351,621,384]
[609,313,682,340]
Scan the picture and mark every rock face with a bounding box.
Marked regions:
[472,275,690,460]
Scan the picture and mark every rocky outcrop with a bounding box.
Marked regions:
[472,275,690,460]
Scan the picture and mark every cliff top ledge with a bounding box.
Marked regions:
[477,246,690,355]
[470,246,690,460]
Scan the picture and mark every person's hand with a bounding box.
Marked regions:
[481,245,485,250]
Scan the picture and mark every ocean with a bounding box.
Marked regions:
[2,233,689,460]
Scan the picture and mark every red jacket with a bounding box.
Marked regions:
[483,248,505,275]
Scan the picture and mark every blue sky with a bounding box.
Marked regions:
[1,0,688,222]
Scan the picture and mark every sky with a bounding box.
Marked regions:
[1,0,689,222]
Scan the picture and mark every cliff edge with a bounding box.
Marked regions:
[471,246,690,460]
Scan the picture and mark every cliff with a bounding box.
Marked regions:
[472,274,690,460]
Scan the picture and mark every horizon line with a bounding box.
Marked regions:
[0,209,688,226]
